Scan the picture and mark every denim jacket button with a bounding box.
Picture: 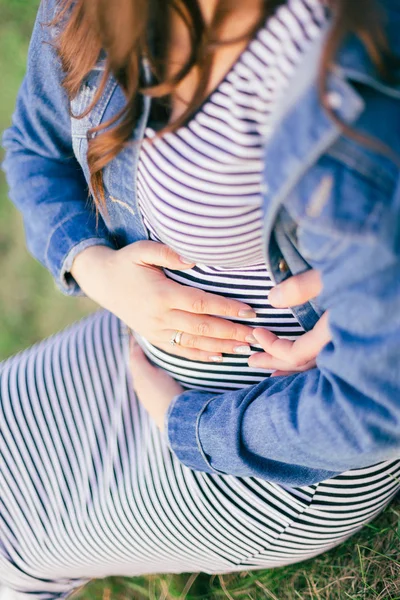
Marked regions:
[278,258,289,273]
[326,91,342,110]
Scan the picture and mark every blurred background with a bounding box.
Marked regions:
[1,1,399,598]
[0,0,94,361]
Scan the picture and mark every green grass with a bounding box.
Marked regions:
[71,503,400,600]
[0,2,399,599]
[0,0,95,359]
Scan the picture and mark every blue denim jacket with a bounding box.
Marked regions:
[2,0,400,486]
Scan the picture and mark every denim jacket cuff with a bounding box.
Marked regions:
[46,211,117,296]
[165,389,222,473]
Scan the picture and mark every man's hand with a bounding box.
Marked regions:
[248,270,331,375]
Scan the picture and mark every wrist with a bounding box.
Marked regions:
[69,244,116,299]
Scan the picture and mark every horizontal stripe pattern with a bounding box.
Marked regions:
[136,264,305,391]
[137,0,326,265]
[0,311,399,599]
[136,0,326,386]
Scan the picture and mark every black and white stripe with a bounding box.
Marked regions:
[0,311,399,599]
[136,0,327,383]
[137,263,306,389]
[137,0,326,265]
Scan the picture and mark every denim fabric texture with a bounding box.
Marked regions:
[2,0,400,486]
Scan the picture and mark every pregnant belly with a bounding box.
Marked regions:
[135,263,304,393]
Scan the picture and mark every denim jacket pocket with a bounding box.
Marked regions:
[70,74,100,138]
[70,67,120,176]
[70,65,118,138]
[70,72,98,166]
[286,146,397,263]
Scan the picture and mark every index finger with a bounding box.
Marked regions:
[171,285,257,319]
[253,313,331,366]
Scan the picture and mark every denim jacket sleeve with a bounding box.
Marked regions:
[1,0,116,296]
[165,173,400,487]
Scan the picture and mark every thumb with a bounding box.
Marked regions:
[130,240,195,269]
[269,269,322,308]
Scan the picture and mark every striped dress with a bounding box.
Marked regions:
[134,0,320,385]
[1,1,399,598]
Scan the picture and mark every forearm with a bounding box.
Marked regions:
[1,0,117,296]
[166,361,400,486]
[1,146,116,295]
[166,372,341,485]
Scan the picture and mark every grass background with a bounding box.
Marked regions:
[0,1,399,598]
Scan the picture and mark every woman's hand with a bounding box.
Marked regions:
[129,334,184,432]
[70,241,257,363]
[248,270,331,375]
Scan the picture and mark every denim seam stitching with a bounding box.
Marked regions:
[44,211,93,267]
[195,398,228,475]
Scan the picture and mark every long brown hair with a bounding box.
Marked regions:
[51,0,393,212]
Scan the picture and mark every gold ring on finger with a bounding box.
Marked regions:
[170,330,183,346]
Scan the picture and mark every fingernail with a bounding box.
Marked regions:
[233,345,251,354]
[180,256,195,264]
[252,329,262,340]
[245,335,257,344]
[269,285,283,307]
[238,309,257,318]
[209,355,223,362]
